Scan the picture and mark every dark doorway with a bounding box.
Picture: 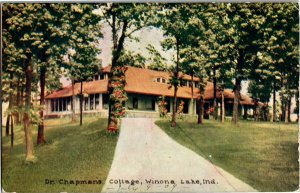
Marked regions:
[151,98,156,111]
[103,94,109,109]
[133,97,138,109]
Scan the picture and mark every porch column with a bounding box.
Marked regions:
[75,96,80,113]
[99,93,103,110]
[46,100,50,114]
[188,100,193,115]
[155,100,159,112]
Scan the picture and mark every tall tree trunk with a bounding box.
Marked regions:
[232,50,244,124]
[287,96,291,122]
[280,76,285,121]
[23,51,35,162]
[285,100,289,123]
[221,90,225,123]
[107,18,128,131]
[232,79,241,124]
[281,101,286,121]
[171,37,180,127]
[6,114,10,136]
[191,70,194,115]
[37,67,46,145]
[197,96,204,124]
[71,79,76,122]
[80,81,83,126]
[15,78,21,124]
[10,115,14,147]
[20,85,24,123]
[213,66,218,120]
[272,85,276,122]
[171,86,178,127]
[296,91,299,122]
[6,72,14,136]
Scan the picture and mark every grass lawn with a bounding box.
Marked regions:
[2,116,118,193]
[156,118,299,192]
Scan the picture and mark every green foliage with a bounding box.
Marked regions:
[248,80,272,103]
[63,4,102,82]
[147,44,169,71]
[119,50,146,68]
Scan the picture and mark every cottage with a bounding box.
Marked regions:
[45,66,257,118]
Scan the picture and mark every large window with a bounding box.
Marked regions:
[51,97,71,112]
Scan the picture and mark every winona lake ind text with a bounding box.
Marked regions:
[45,178,218,186]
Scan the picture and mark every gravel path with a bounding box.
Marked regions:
[102,118,256,192]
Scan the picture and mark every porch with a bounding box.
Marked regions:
[44,93,196,118]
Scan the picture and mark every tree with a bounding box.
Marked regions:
[118,50,146,68]
[215,3,267,124]
[33,4,69,145]
[248,80,272,121]
[146,44,169,71]
[190,4,236,121]
[3,4,49,161]
[63,4,102,126]
[98,3,154,131]
[153,4,192,127]
[68,46,101,126]
[253,3,299,122]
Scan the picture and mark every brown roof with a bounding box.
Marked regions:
[45,66,256,105]
[204,86,255,105]
[124,66,201,99]
[45,80,108,99]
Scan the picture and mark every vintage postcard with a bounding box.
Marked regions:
[1,2,299,193]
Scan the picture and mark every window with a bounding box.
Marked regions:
[55,99,59,112]
[95,94,99,109]
[90,94,94,110]
[84,97,89,111]
[94,75,99,80]
[51,97,71,112]
[181,80,189,87]
[51,100,55,112]
[155,77,167,83]
[59,98,63,111]
[67,98,71,111]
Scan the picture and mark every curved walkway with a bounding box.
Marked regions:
[102,118,256,192]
